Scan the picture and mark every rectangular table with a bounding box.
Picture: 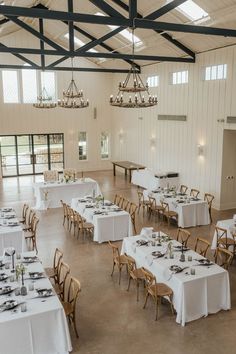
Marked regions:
[211,219,236,249]
[71,198,133,243]
[0,252,72,354]
[122,233,230,326]
[0,208,24,255]
[33,177,101,210]
[143,190,210,228]
[112,161,145,183]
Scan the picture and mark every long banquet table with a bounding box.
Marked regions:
[33,177,101,210]
[0,251,72,354]
[132,169,179,190]
[122,233,230,326]
[71,197,133,243]
[143,190,210,228]
[0,208,24,255]
[211,219,236,249]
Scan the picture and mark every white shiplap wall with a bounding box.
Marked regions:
[111,45,236,209]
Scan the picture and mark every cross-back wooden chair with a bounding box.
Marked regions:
[141,267,174,321]
[176,228,191,247]
[161,202,178,227]
[76,212,94,240]
[53,261,70,301]
[24,216,39,253]
[129,202,138,234]
[148,196,164,220]
[179,185,188,194]
[118,196,124,208]
[214,247,233,270]
[137,190,151,216]
[194,237,210,257]
[204,193,214,223]
[108,241,129,285]
[122,198,130,212]
[113,194,120,205]
[23,209,36,232]
[126,256,145,301]
[43,170,58,182]
[45,248,63,283]
[19,203,29,225]
[190,189,200,198]
[215,225,236,254]
[62,276,81,338]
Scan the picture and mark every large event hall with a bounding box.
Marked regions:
[0,1,236,353]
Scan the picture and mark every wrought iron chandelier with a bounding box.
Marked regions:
[33,86,57,109]
[58,58,89,109]
[110,30,157,108]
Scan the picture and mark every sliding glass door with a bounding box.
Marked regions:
[0,134,64,177]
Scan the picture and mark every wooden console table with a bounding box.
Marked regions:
[112,161,145,183]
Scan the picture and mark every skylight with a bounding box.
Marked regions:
[176,0,209,21]
[96,12,143,47]
[64,33,98,53]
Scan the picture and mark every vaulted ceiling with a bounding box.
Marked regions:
[0,0,236,72]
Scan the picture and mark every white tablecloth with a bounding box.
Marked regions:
[132,169,179,190]
[71,198,133,243]
[33,178,101,210]
[0,210,24,255]
[121,234,231,326]
[211,219,236,250]
[143,190,210,228]
[0,252,72,354]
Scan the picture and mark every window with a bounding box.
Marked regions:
[64,33,97,52]
[40,71,56,100]
[2,70,19,103]
[147,75,159,87]
[101,132,109,159]
[22,69,37,103]
[172,70,188,85]
[78,132,87,160]
[204,64,227,81]
[173,0,209,22]
[96,12,143,47]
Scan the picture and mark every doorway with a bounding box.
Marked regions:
[0,134,64,177]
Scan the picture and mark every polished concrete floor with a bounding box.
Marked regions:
[1,170,236,354]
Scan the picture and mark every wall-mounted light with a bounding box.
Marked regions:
[150,136,156,149]
[118,130,125,144]
[197,144,204,157]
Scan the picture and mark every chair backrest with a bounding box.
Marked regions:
[215,226,228,245]
[214,247,233,269]
[126,254,136,274]
[190,189,200,198]
[53,248,63,272]
[204,193,214,207]
[141,267,157,295]
[22,203,29,220]
[194,237,210,257]
[122,198,129,209]
[118,196,124,208]
[137,190,144,204]
[176,228,191,247]
[108,240,121,262]
[43,170,58,182]
[60,200,68,216]
[180,185,188,194]
[66,276,81,310]
[58,261,70,294]
[161,201,169,213]
[129,203,138,217]
[27,209,36,227]
[114,194,119,205]
[63,168,76,178]
[148,196,156,209]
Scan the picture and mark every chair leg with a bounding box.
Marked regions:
[72,314,79,338]
[119,266,122,285]
[155,297,159,321]
[127,276,131,291]
[169,296,174,315]
[136,281,140,302]
[143,291,149,309]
